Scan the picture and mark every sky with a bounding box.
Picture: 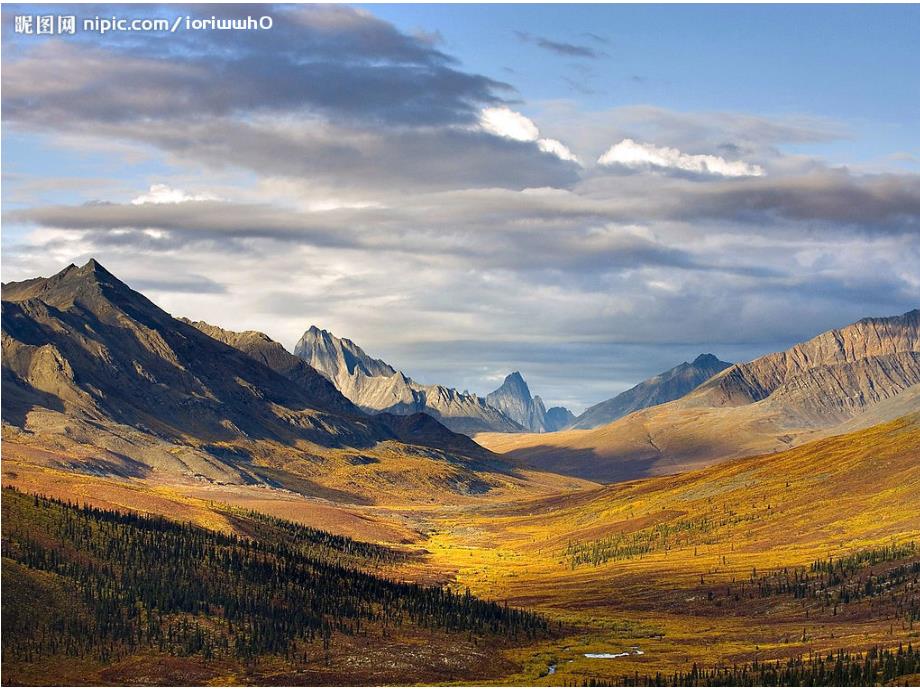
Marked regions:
[2,3,919,413]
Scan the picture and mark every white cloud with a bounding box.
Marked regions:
[479,107,540,142]
[598,138,765,178]
[538,138,580,163]
[131,184,220,205]
[479,107,580,164]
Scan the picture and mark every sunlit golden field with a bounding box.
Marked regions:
[3,414,919,685]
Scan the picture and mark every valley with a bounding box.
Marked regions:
[2,261,919,686]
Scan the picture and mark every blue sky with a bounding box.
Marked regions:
[367,4,920,166]
[2,4,919,412]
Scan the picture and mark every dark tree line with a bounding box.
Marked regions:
[1,487,548,666]
[700,542,919,627]
[564,516,718,569]
[577,644,920,686]
[217,503,408,568]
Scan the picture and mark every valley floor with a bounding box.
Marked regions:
[3,414,920,686]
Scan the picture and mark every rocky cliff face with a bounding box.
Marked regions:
[294,326,523,435]
[690,310,920,424]
[572,354,732,429]
[486,372,548,432]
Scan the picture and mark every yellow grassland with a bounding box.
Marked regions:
[2,414,919,685]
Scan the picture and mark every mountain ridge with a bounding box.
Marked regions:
[294,326,525,435]
[476,308,920,482]
[571,353,732,429]
[1,260,532,501]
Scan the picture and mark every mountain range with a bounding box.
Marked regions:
[4,259,918,493]
[477,309,920,482]
[0,260,536,502]
[294,326,572,434]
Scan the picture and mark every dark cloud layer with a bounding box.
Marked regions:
[2,4,509,127]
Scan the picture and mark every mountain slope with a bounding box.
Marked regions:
[485,372,548,432]
[182,319,362,417]
[1,260,533,501]
[477,309,920,482]
[571,353,731,429]
[688,311,920,422]
[294,326,523,435]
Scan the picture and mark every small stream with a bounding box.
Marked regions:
[584,647,645,659]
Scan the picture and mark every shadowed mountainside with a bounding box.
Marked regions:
[543,405,576,432]
[477,310,920,482]
[184,319,488,457]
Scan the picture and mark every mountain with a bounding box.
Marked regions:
[486,372,548,432]
[544,406,576,432]
[476,310,920,482]
[294,326,523,435]
[689,311,920,423]
[1,260,526,500]
[180,319,362,417]
[182,319,485,457]
[571,353,732,429]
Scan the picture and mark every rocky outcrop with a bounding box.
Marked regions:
[294,326,523,435]
[571,354,732,429]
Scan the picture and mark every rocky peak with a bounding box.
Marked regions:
[486,372,547,432]
[692,353,722,367]
[292,327,523,435]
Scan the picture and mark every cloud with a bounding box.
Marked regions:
[538,138,580,163]
[598,138,765,178]
[2,6,511,128]
[478,107,540,142]
[677,171,920,230]
[478,107,580,163]
[119,117,581,190]
[131,184,220,205]
[515,31,604,59]
[2,0,918,412]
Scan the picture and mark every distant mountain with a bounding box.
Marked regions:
[294,326,523,435]
[1,260,520,499]
[571,354,732,429]
[478,310,920,482]
[544,406,576,432]
[486,372,558,433]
